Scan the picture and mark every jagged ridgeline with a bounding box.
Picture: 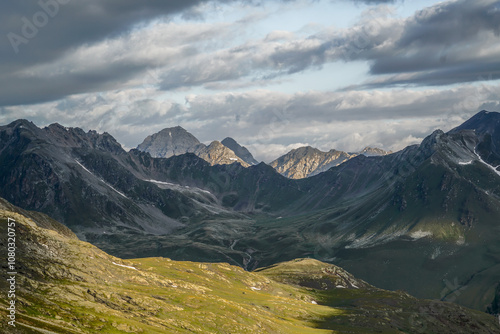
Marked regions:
[136,126,254,167]
[1,111,500,316]
[269,146,391,179]
[0,199,498,333]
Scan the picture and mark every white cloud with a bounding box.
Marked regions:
[3,82,498,162]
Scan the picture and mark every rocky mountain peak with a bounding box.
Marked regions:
[194,141,250,167]
[270,146,353,179]
[43,123,125,154]
[359,146,391,156]
[7,118,38,129]
[136,128,254,167]
[221,137,259,165]
[136,126,202,158]
[450,110,500,168]
[418,129,446,155]
[0,119,42,141]
[291,146,320,155]
[451,110,500,135]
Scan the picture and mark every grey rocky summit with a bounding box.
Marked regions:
[221,137,259,165]
[137,126,249,167]
[137,126,203,158]
[358,146,392,157]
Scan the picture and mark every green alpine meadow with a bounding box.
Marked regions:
[1,200,499,333]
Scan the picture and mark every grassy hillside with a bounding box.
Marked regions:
[0,202,499,333]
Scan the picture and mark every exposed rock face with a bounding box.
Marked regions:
[270,146,355,179]
[0,120,209,237]
[359,146,392,157]
[221,137,259,165]
[137,127,251,167]
[194,141,250,167]
[137,126,203,158]
[271,146,391,179]
[450,110,500,169]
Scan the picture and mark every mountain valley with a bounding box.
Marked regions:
[1,111,500,324]
[1,199,498,333]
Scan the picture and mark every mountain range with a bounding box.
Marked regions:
[135,125,390,178]
[269,146,390,179]
[1,110,500,319]
[1,198,499,333]
[137,126,252,167]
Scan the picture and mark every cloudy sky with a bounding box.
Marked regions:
[1,0,500,161]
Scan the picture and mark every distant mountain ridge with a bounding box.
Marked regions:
[137,126,202,158]
[137,126,250,167]
[270,145,391,179]
[270,146,354,179]
[194,140,251,167]
[221,137,259,165]
[358,146,392,157]
[137,126,391,178]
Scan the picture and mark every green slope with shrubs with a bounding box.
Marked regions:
[1,199,499,333]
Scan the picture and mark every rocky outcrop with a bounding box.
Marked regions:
[136,126,203,158]
[359,146,391,157]
[270,146,355,179]
[271,146,391,179]
[137,127,252,167]
[194,141,250,167]
[221,137,259,165]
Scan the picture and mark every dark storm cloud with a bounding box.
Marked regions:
[0,62,151,106]
[322,0,500,87]
[0,0,233,106]
[360,60,500,89]
[327,0,500,86]
[397,0,500,49]
[1,0,212,63]
[156,0,500,92]
[338,0,500,88]
[2,0,500,108]
[368,0,500,75]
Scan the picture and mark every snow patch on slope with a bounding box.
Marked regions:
[74,160,128,198]
[410,230,433,240]
[475,150,500,177]
[145,179,212,195]
[112,262,137,270]
[145,179,176,186]
[345,229,407,249]
[74,159,93,174]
